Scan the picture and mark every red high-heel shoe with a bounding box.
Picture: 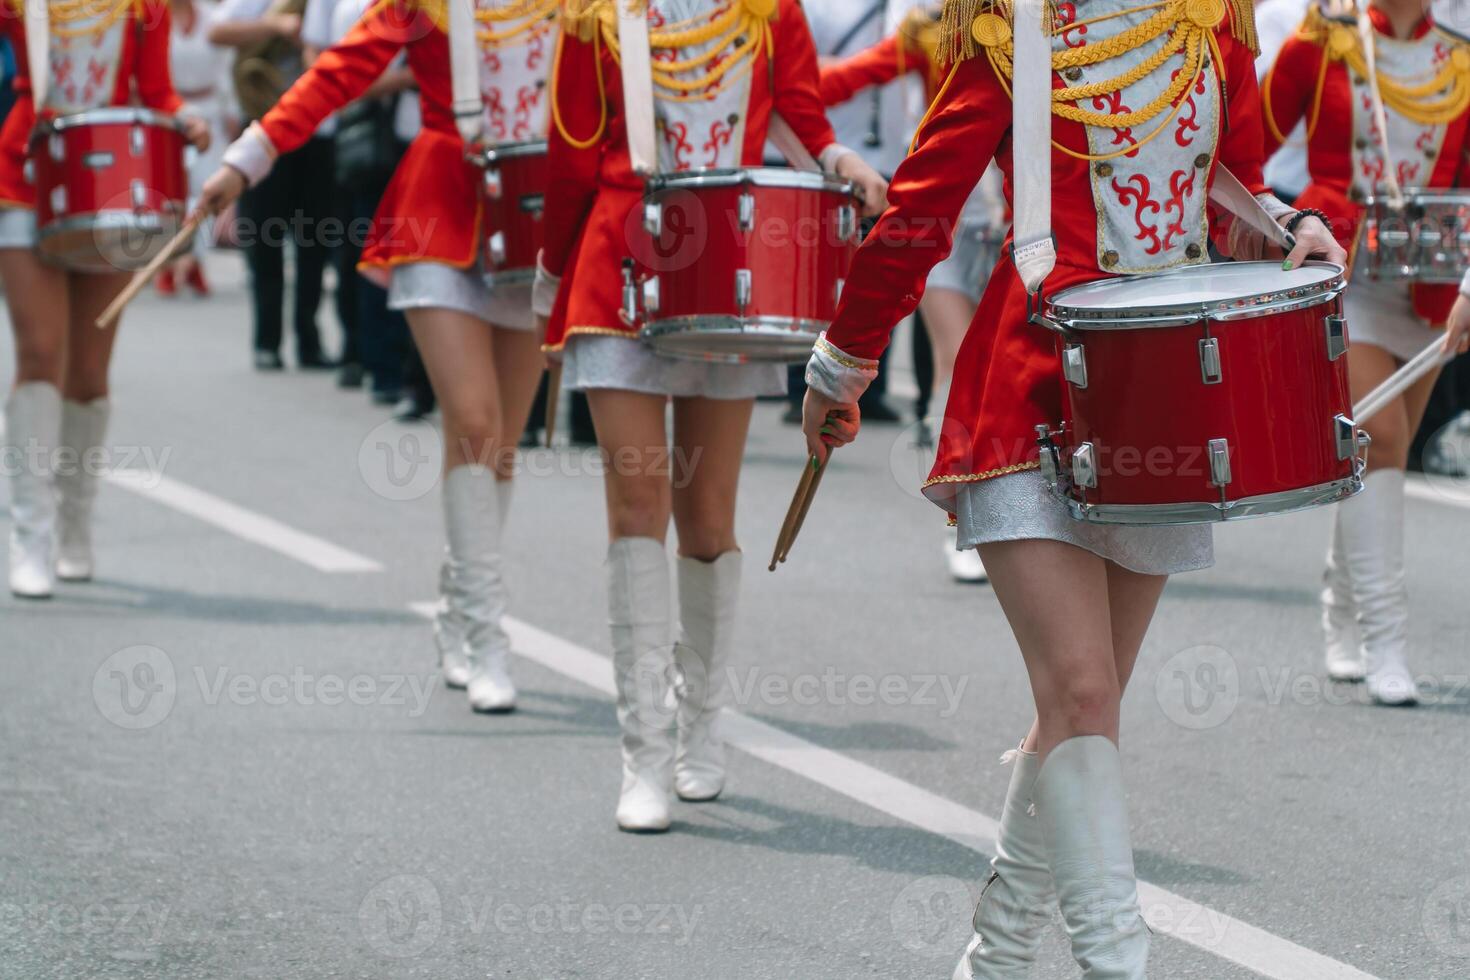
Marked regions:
[155,267,177,296]
[185,264,210,297]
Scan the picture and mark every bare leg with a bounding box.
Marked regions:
[491,325,544,480]
[407,308,506,472]
[586,388,675,543]
[916,286,976,389]
[63,271,130,401]
[1,249,71,387]
[669,396,753,559]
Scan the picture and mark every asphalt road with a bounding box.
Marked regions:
[2,254,1469,980]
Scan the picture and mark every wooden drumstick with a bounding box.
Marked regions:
[769,455,819,571]
[543,362,563,448]
[782,455,828,564]
[1354,336,1455,425]
[95,213,203,330]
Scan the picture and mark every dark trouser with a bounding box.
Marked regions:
[346,173,410,395]
[1411,356,1470,470]
[239,136,334,359]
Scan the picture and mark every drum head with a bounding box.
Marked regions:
[1049,261,1344,326]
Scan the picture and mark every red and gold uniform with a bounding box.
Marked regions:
[221,0,557,297]
[809,0,1270,527]
[541,0,844,364]
[1263,1,1470,327]
[0,0,183,232]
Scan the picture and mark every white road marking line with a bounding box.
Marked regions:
[108,470,383,573]
[411,604,1380,980]
[1405,474,1470,511]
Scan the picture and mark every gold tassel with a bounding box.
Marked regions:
[1226,0,1258,54]
[939,0,987,64]
[561,0,609,42]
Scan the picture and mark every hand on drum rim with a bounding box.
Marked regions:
[1281,214,1346,270]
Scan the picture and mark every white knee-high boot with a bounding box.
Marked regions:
[6,382,62,599]
[953,742,1056,979]
[439,465,515,711]
[609,537,676,833]
[55,398,109,582]
[673,551,740,802]
[1338,469,1418,705]
[1034,736,1148,979]
[436,478,515,690]
[1321,507,1364,681]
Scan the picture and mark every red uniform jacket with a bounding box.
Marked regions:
[1264,5,1470,322]
[0,0,183,209]
[251,0,555,274]
[820,21,1267,505]
[542,0,837,351]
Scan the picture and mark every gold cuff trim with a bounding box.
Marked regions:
[814,335,877,371]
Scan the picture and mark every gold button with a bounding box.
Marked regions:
[1185,243,1203,259]
[1095,163,1114,178]
[1102,250,1120,267]
[1426,147,1438,160]
[1194,154,1210,169]
[1355,138,1368,150]
[1066,67,1083,82]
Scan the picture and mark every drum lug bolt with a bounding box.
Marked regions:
[131,179,149,212]
[642,275,661,317]
[1062,343,1088,389]
[484,168,503,200]
[1208,438,1233,488]
[620,259,640,327]
[1035,424,1063,492]
[738,192,756,233]
[1071,442,1098,491]
[48,134,65,164]
[643,201,663,238]
[1334,414,1368,462]
[1324,314,1348,361]
[734,268,753,316]
[837,204,856,242]
[1198,337,1223,385]
[130,126,146,158]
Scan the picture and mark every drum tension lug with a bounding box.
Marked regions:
[1034,424,1070,495]
[1199,336,1223,385]
[735,269,753,317]
[1324,314,1348,361]
[620,259,640,327]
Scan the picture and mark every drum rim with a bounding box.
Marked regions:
[1061,474,1363,526]
[468,140,548,167]
[39,107,184,134]
[1047,260,1346,329]
[645,167,855,198]
[640,314,824,364]
[1364,189,1470,207]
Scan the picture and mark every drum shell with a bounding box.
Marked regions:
[1062,297,1354,510]
[31,110,188,273]
[477,140,546,287]
[1362,191,1470,283]
[635,170,859,363]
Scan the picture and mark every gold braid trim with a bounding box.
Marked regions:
[27,0,147,39]
[592,0,777,102]
[921,459,1041,489]
[939,0,1256,63]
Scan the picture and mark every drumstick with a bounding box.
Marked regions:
[543,362,563,448]
[95,213,203,330]
[782,455,828,565]
[1353,336,1454,425]
[769,457,818,571]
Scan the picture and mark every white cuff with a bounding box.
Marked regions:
[220,123,278,188]
[1461,268,1470,297]
[805,332,879,403]
[532,251,561,318]
[818,143,857,174]
[1256,192,1296,223]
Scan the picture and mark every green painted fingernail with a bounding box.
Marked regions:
[1282,260,1292,270]
[812,456,821,471]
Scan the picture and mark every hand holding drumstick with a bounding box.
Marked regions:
[769,390,860,571]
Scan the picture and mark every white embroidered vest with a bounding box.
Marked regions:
[45,2,128,115]
[647,0,756,173]
[1061,0,1222,274]
[1349,30,1453,200]
[477,0,558,144]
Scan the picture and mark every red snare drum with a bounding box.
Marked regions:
[31,108,188,273]
[1034,261,1366,524]
[631,167,860,363]
[470,140,546,288]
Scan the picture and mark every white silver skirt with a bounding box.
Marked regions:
[0,207,37,249]
[1345,275,1443,362]
[927,218,1000,304]
[954,469,1215,576]
[388,258,533,330]
[561,335,787,400]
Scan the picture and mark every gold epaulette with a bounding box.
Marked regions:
[939,0,1259,64]
[900,4,946,72]
[561,0,614,42]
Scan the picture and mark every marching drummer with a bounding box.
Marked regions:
[799,0,1344,975]
[536,0,887,834]
[196,0,560,714]
[1,0,210,598]
[1264,0,1470,706]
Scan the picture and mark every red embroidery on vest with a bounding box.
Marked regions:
[1112,174,1163,254]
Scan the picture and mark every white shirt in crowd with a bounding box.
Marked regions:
[1255,0,1311,199]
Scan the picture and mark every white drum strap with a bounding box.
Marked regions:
[448,0,484,146]
[1357,8,1406,210]
[617,0,658,175]
[1011,0,1057,296]
[767,114,821,172]
[25,0,51,110]
[1208,164,1296,250]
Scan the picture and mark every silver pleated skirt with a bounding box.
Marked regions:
[1344,275,1444,362]
[953,468,1215,576]
[0,207,37,249]
[388,258,534,330]
[560,335,788,400]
